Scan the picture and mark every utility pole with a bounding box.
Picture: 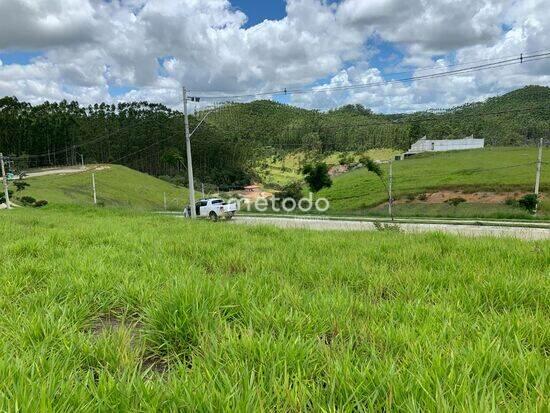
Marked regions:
[80,154,85,169]
[534,138,543,213]
[388,161,393,221]
[201,183,205,199]
[92,173,97,205]
[534,138,543,196]
[0,153,11,209]
[183,87,196,218]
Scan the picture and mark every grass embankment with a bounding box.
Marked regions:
[319,147,549,219]
[257,149,399,185]
[0,206,548,410]
[15,165,191,210]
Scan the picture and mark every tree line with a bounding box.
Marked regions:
[0,97,255,186]
[0,85,548,186]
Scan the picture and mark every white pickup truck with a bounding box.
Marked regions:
[183,198,238,221]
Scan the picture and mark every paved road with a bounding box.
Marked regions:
[230,216,550,240]
[24,167,85,178]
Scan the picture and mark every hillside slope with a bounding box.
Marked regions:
[318,147,549,218]
[13,165,191,210]
[206,85,550,151]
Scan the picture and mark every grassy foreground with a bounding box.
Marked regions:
[16,165,191,210]
[0,207,548,411]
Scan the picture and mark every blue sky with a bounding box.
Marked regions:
[231,0,287,27]
[0,0,547,112]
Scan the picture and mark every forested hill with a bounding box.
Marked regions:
[0,85,548,186]
[205,85,550,151]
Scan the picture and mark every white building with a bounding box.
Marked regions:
[407,135,485,154]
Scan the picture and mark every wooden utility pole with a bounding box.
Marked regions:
[0,153,11,209]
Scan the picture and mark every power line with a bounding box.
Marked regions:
[197,52,550,100]
[329,161,539,202]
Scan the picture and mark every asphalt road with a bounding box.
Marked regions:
[230,216,550,240]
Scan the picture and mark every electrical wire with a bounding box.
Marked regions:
[197,52,550,100]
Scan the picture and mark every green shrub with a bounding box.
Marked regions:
[504,197,518,207]
[373,222,402,232]
[0,189,13,204]
[278,181,303,201]
[33,200,48,208]
[20,196,36,206]
[14,180,30,192]
[302,163,332,193]
[518,194,538,212]
[339,154,354,165]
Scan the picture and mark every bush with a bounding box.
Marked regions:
[338,154,354,165]
[20,196,36,206]
[0,189,13,204]
[14,180,30,192]
[518,194,538,212]
[446,197,467,207]
[373,222,402,232]
[302,163,332,193]
[360,156,383,178]
[278,182,303,201]
[504,197,518,207]
[417,193,428,201]
[33,200,48,208]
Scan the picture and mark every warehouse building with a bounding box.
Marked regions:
[396,136,485,160]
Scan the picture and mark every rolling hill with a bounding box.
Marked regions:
[318,147,549,219]
[10,165,192,210]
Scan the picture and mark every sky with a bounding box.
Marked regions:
[0,0,548,113]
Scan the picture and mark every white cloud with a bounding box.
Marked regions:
[0,0,547,111]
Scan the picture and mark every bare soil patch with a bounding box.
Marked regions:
[89,313,168,373]
[396,190,542,204]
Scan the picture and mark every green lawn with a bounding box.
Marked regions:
[11,165,192,211]
[319,147,549,217]
[0,207,548,411]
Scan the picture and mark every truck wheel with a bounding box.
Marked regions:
[209,211,218,222]
[225,214,233,221]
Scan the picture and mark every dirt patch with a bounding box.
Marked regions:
[396,190,542,204]
[237,190,273,202]
[329,164,349,177]
[89,313,168,374]
[92,165,111,172]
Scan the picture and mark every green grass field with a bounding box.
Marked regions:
[318,147,549,218]
[0,206,548,411]
[257,149,399,185]
[11,165,191,211]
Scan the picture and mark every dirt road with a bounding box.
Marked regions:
[230,216,550,240]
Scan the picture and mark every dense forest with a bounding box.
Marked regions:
[0,85,548,186]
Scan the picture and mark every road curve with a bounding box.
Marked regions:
[230,216,550,240]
